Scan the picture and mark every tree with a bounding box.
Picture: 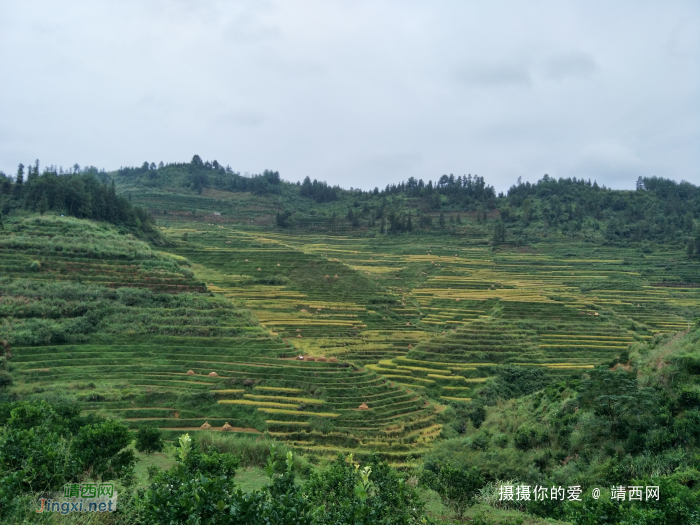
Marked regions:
[275,210,293,228]
[70,420,135,480]
[425,464,483,519]
[579,368,650,441]
[439,212,445,229]
[493,220,506,243]
[135,427,164,455]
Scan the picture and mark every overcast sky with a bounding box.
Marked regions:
[0,1,698,192]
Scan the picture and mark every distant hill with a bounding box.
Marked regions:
[107,155,700,252]
[0,163,163,244]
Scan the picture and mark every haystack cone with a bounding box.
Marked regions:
[209,371,218,377]
[245,259,249,262]
[297,334,302,338]
[200,422,211,429]
[277,263,281,266]
[221,422,233,431]
[328,356,338,362]
[358,403,369,410]
[186,370,195,375]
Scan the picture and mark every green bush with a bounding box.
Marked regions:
[143,437,313,525]
[70,419,135,480]
[421,463,483,519]
[305,453,426,525]
[28,260,41,271]
[135,426,164,455]
[513,424,549,451]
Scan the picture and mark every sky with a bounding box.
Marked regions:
[0,0,698,193]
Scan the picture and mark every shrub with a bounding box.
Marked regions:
[679,388,700,409]
[513,424,549,451]
[28,260,41,271]
[306,453,426,525]
[135,427,164,455]
[423,463,484,519]
[143,440,313,525]
[70,419,135,480]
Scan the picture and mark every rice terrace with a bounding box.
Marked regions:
[1,158,699,523]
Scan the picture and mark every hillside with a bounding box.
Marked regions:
[422,325,700,522]
[1,161,699,523]
[106,156,700,252]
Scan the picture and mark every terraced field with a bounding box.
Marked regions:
[154,222,699,407]
[0,216,444,462]
[3,214,698,462]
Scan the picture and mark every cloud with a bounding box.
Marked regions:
[0,1,697,191]
[454,62,531,87]
[212,110,266,128]
[539,52,597,81]
[360,151,422,174]
[570,141,646,187]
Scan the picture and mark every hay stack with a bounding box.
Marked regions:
[297,334,302,338]
[334,274,338,278]
[328,356,338,362]
[456,298,461,302]
[317,356,327,362]
[257,267,262,271]
[305,356,316,362]
[300,309,307,313]
[358,403,369,410]
[407,344,413,349]
[187,370,195,375]
[296,328,301,332]
[245,259,249,262]
[324,275,330,279]
[406,322,411,326]
[200,422,211,429]
[209,371,218,377]
[221,422,233,431]
[277,263,281,266]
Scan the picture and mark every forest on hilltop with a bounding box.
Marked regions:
[109,155,700,252]
[0,162,162,243]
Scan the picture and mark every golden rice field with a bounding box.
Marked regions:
[162,225,698,412]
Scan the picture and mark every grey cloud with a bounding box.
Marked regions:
[454,62,532,87]
[539,52,597,81]
[212,110,266,128]
[361,151,422,174]
[0,1,697,191]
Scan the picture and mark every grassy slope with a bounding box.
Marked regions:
[423,326,700,500]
